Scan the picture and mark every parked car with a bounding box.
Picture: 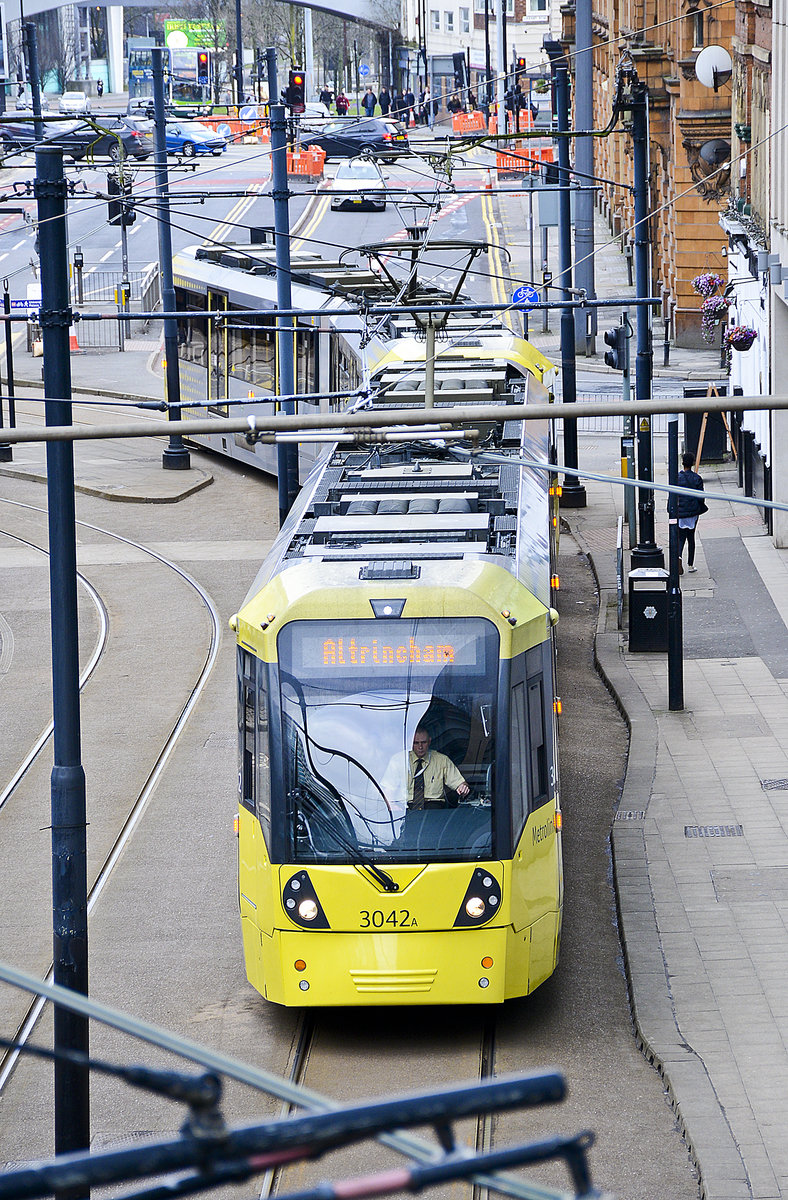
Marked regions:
[330,158,388,211]
[297,116,410,159]
[0,115,152,161]
[165,120,227,156]
[60,91,90,114]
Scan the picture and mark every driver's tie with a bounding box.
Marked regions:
[413,760,425,808]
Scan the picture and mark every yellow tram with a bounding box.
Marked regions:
[231,330,563,1006]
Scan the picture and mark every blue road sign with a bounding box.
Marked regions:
[512,283,540,307]
[359,64,370,77]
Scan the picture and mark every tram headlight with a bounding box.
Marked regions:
[454,868,502,927]
[282,871,330,929]
[298,899,319,922]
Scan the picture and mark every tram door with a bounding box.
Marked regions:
[207,290,229,411]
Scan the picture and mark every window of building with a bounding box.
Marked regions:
[527,0,547,14]
[430,8,440,29]
[445,10,455,31]
[460,5,470,30]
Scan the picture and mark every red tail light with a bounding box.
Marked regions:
[383,132,392,140]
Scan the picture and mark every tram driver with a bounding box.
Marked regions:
[404,727,470,809]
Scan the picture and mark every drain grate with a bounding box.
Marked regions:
[614,810,646,821]
[685,824,743,838]
[762,779,788,791]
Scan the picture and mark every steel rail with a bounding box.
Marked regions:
[0,391,784,446]
[0,513,222,1096]
[0,511,108,816]
[0,962,584,1200]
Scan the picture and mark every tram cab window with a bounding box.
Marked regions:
[276,618,499,864]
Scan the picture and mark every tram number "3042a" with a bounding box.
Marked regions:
[360,909,418,928]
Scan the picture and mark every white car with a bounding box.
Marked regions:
[330,158,388,211]
[60,92,90,114]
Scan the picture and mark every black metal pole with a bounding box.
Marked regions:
[667,416,683,710]
[152,47,190,471]
[35,144,90,1169]
[24,22,43,142]
[0,285,12,461]
[3,286,16,430]
[629,77,662,565]
[265,46,278,106]
[270,102,299,523]
[545,41,585,508]
[235,0,243,105]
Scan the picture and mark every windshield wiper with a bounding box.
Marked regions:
[297,789,399,892]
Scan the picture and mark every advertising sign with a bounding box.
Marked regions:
[164,19,225,49]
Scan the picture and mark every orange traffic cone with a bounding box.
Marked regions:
[69,325,80,353]
[484,168,493,191]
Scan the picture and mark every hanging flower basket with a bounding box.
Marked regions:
[700,295,730,343]
[692,272,726,298]
[725,324,758,352]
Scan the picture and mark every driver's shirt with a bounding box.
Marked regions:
[407,749,466,808]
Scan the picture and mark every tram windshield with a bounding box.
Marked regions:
[277,618,499,864]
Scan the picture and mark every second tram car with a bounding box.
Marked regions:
[231,328,563,1006]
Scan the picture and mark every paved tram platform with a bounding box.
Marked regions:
[2,178,784,1199]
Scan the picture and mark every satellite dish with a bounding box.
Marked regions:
[694,45,733,91]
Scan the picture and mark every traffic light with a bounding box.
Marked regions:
[516,56,526,72]
[603,324,628,371]
[107,174,135,227]
[197,50,210,86]
[287,69,306,114]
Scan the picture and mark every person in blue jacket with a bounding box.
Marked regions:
[677,450,706,573]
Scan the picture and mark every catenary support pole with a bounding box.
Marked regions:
[3,285,16,431]
[628,74,662,565]
[24,23,44,143]
[667,416,684,710]
[545,39,586,508]
[266,47,278,103]
[573,0,596,353]
[35,145,90,1174]
[152,47,190,471]
[270,102,299,523]
[235,0,243,104]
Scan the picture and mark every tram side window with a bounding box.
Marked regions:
[297,329,317,395]
[175,288,208,369]
[330,340,360,405]
[237,651,271,841]
[510,681,528,841]
[238,651,255,814]
[229,308,275,392]
[527,677,548,806]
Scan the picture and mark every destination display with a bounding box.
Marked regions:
[280,619,496,676]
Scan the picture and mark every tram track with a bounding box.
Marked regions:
[0,498,223,1096]
[258,1011,503,1200]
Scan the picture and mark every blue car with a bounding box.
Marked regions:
[165,120,227,157]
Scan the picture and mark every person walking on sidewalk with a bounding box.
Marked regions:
[677,451,707,573]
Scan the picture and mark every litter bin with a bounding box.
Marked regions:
[628,567,669,652]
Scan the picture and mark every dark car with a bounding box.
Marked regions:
[0,115,152,161]
[298,116,410,159]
